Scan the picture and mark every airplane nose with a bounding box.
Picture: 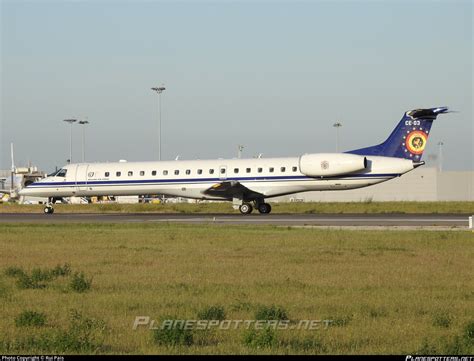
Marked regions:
[18,186,34,196]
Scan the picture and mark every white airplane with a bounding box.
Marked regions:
[20,107,449,215]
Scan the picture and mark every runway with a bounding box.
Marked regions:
[0,213,471,229]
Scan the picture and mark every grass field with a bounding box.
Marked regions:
[0,223,473,354]
[1,201,473,214]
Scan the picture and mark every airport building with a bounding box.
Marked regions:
[0,167,46,200]
[278,167,474,202]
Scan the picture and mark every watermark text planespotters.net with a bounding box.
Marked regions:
[133,316,333,331]
[405,357,473,361]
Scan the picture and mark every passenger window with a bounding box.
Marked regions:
[281,167,286,172]
[258,168,263,173]
[128,171,133,176]
[197,169,203,175]
[234,168,239,174]
[140,171,145,176]
[269,167,274,173]
[246,168,251,173]
[152,171,157,176]
[105,172,110,177]
[220,168,226,174]
[174,170,179,175]
[292,166,298,172]
[186,169,191,175]
[209,169,215,174]
[116,171,121,177]
[163,170,168,176]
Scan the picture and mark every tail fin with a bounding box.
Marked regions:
[347,107,449,161]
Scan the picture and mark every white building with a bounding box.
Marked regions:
[277,167,473,202]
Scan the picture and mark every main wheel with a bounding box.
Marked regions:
[239,203,253,215]
[257,203,272,214]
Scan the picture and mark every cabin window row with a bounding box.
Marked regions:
[103,166,298,178]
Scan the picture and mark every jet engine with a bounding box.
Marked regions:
[299,153,367,177]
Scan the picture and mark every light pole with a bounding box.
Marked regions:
[151,85,166,161]
[438,141,444,172]
[63,119,77,163]
[333,122,342,152]
[237,145,244,159]
[78,119,89,162]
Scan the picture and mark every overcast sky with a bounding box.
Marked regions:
[1,0,472,172]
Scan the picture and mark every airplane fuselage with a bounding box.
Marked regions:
[18,106,448,214]
[21,155,416,200]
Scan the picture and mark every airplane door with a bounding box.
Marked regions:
[219,165,227,180]
[75,164,89,193]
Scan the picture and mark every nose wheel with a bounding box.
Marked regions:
[44,198,55,214]
[44,205,54,214]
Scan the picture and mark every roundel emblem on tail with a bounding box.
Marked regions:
[405,130,428,155]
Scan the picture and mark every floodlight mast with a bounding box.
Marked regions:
[63,119,77,163]
[333,122,343,152]
[151,86,166,161]
[78,119,90,162]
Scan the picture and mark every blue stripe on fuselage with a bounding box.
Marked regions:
[27,173,398,188]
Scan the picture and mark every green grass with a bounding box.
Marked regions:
[0,223,473,354]
[254,305,289,321]
[3,309,107,353]
[152,318,194,347]
[69,272,92,293]
[15,311,47,327]
[5,263,74,290]
[1,201,473,214]
[243,327,278,349]
[197,305,226,321]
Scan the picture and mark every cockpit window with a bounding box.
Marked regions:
[49,169,67,177]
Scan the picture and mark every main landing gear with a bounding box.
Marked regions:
[239,203,253,215]
[238,201,272,215]
[257,202,272,214]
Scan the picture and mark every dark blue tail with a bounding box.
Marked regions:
[347,107,449,161]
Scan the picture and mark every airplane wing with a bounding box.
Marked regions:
[202,181,263,201]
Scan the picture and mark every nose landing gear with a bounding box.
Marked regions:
[43,198,55,215]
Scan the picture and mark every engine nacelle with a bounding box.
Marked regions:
[299,153,367,177]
